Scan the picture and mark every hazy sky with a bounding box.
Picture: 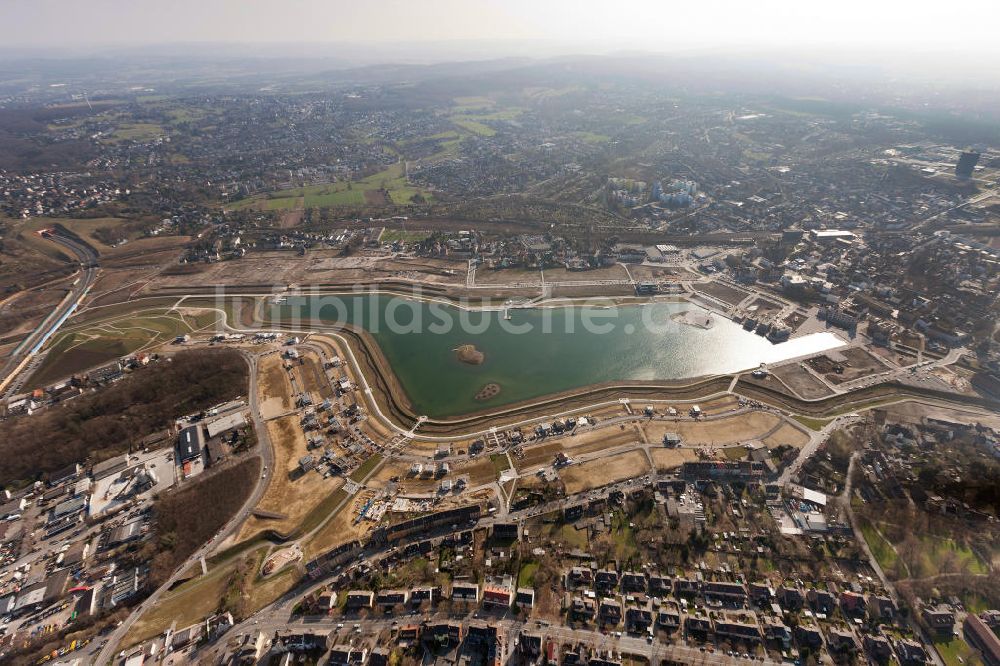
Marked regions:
[3,0,999,56]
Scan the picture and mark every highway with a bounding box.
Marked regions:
[0,229,99,398]
[94,350,275,665]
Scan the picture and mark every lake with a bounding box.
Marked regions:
[277,295,843,418]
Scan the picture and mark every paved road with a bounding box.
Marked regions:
[0,230,98,397]
[95,351,275,665]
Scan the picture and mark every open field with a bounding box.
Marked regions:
[513,422,644,472]
[379,228,433,244]
[640,411,783,447]
[153,251,466,289]
[130,555,239,644]
[296,351,334,400]
[650,447,699,471]
[564,423,643,456]
[628,264,703,281]
[560,449,650,494]
[130,544,298,649]
[29,307,220,386]
[474,267,542,286]
[693,281,749,307]
[542,265,630,283]
[18,216,135,254]
[450,116,496,136]
[514,442,562,471]
[258,354,293,418]
[810,347,892,384]
[761,422,810,448]
[104,121,165,143]
[770,363,834,399]
[793,415,833,431]
[231,162,431,211]
[237,415,343,540]
[303,489,377,558]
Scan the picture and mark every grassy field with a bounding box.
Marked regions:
[379,228,433,244]
[450,116,496,137]
[574,131,611,144]
[130,555,243,644]
[518,561,539,588]
[232,162,431,211]
[349,454,383,483]
[934,636,981,666]
[106,122,165,143]
[490,453,511,477]
[19,216,135,253]
[30,307,220,385]
[793,415,832,431]
[913,535,989,578]
[859,518,898,572]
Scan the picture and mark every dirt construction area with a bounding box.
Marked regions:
[808,347,891,385]
[762,422,810,448]
[650,447,699,471]
[513,423,643,472]
[640,411,785,447]
[238,416,343,540]
[629,264,702,282]
[154,251,467,288]
[692,281,749,307]
[560,450,651,494]
[258,354,293,419]
[770,362,834,400]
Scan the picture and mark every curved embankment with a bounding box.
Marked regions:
[302,321,1000,437]
[736,375,1000,416]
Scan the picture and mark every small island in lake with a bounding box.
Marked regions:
[475,383,501,401]
[454,344,485,365]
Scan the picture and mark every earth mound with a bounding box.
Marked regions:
[454,344,485,365]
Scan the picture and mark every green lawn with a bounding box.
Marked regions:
[574,131,611,144]
[305,189,365,207]
[264,196,302,211]
[231,162,430,210]
[518,561,539,589]
[379,229,432,244]
[859,518,898,572]
[542,522,589,550]
[490,454,512,478]
[722,446,748,460]
[349,454,383,483]
[934,636,980,666]
[451,117,496,137]
[914,535,989,577]
[296,488,349,537]
[107,122,165,142]
[793,415,831,430]
[31,308,219,386]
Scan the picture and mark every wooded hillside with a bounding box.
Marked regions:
[0,349,247,487]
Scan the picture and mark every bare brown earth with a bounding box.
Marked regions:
[560,450,650,494]
[237,416,344,541]
[640,411,782,446]
[693,281,749,307]
[150,251,468,290]
[770,363,834,400]
[650,448,699,471]
[455,344,485,365]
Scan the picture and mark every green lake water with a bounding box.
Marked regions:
[278,295,844,418]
